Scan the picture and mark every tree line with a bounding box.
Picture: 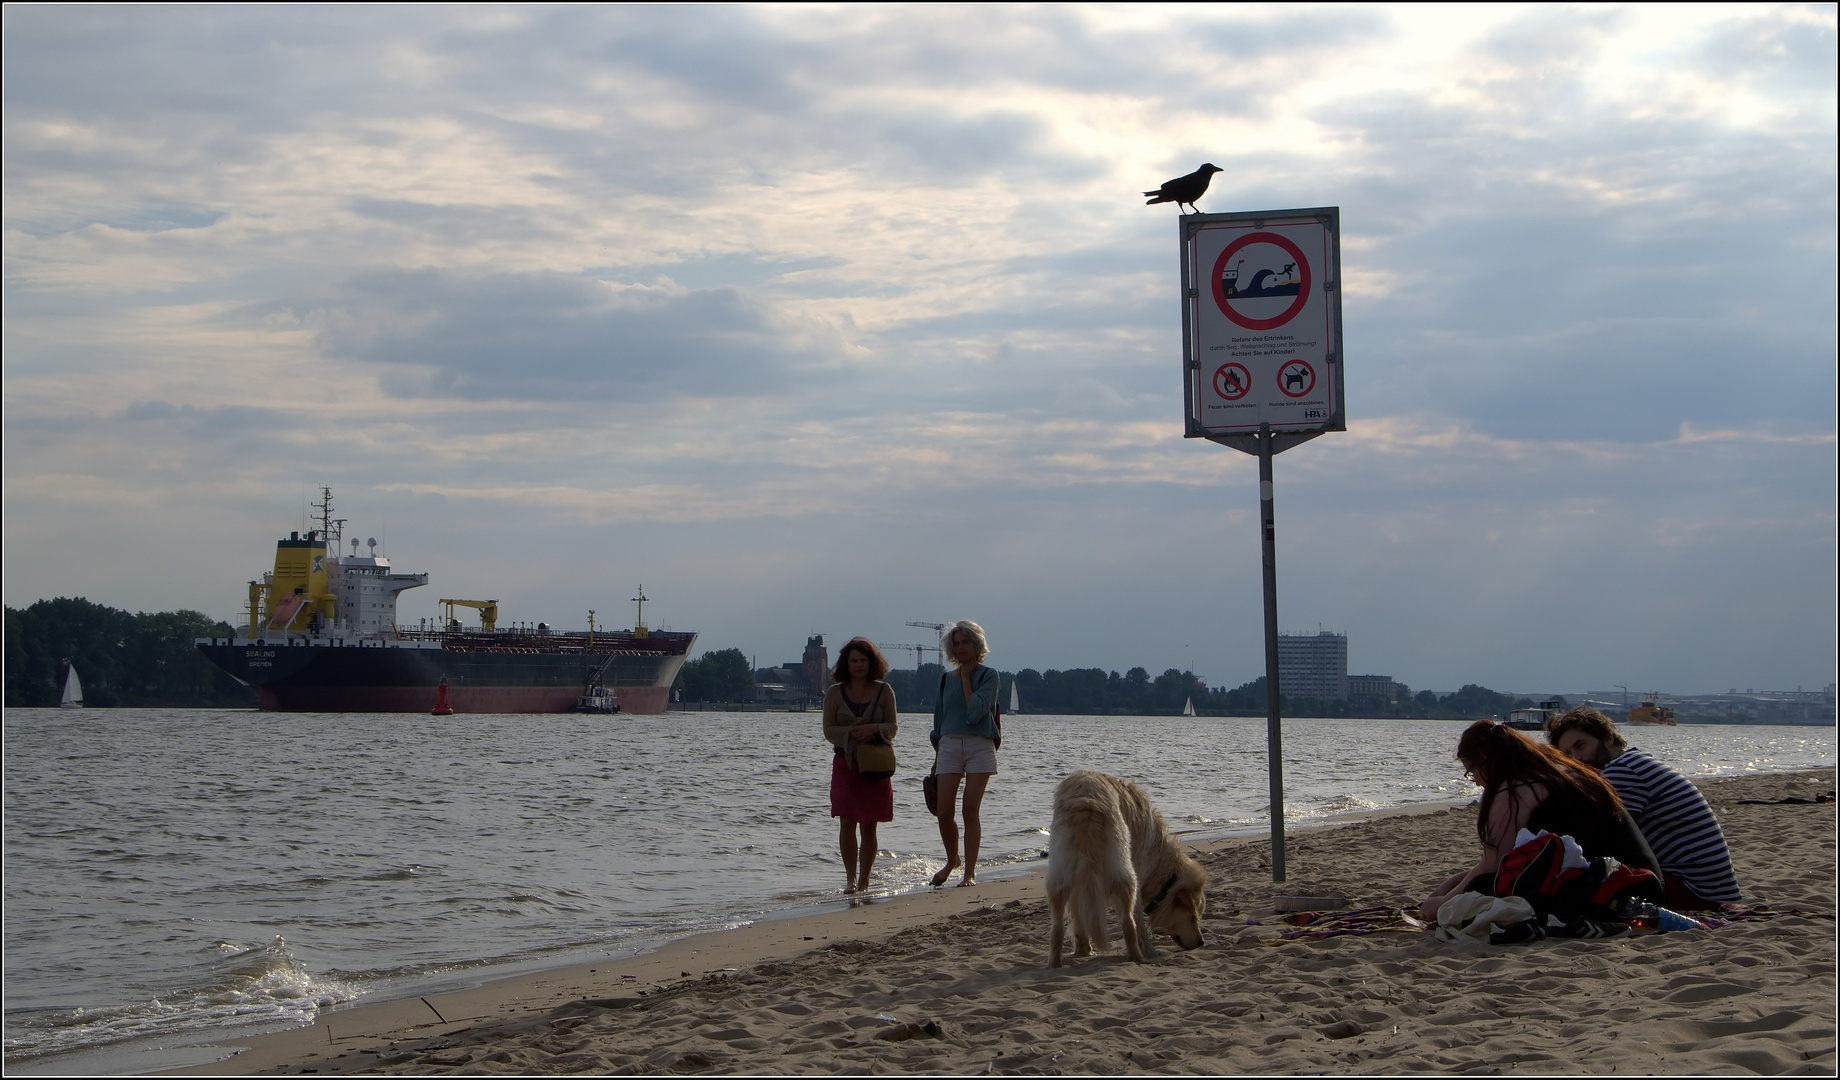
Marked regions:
[674,646,1544,719]
[4,603,1549,720]
[4,598,255,708]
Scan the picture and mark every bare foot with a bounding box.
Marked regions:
[956,876,978,888]
[843,884,858,895]
[930,863,959,887]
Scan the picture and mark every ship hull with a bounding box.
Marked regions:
[198,634,691,715]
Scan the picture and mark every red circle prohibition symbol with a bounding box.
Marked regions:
[1213,362,1252,400]
[1276,359,1316,398]
[1211,231,1312,331]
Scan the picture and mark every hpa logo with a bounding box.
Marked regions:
[313,555,323,573]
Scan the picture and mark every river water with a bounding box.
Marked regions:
[3,708,1833,1071]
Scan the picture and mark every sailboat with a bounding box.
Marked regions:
[59,662,84,709]
[1181,696,1196,717]
[1009,680,1020,714]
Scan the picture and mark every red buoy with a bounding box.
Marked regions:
[432,677,454,716]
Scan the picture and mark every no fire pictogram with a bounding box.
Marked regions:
[1214,363,1252,401]
[1277,360,1315,398]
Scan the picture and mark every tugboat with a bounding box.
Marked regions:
[195,489,694,714]
[1627,693,1677,726]
[573,684,621,714]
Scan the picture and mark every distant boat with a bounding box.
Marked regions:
[1506,699,1567,731]
[1182,696,1196,717]
[59,662,84,709]
[1627,693,1676,726]
[1009,680,1021,714]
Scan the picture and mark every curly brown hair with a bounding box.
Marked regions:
[831,637,889,684]
[1455,720,1626,848]
[1544,706,1628,753]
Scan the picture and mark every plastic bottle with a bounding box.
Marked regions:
[1653,906,1703,931]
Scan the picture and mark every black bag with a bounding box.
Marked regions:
[923,767,940,817]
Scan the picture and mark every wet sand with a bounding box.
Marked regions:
[171,768,1835,1076]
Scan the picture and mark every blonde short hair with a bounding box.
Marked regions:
[942,619,989,666]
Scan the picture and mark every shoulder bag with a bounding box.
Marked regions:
[850,683,897,780]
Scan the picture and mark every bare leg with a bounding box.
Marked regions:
[957,773,991,887]
[856,822,878,893]
[838,818,859,894]
[932,773,963,886]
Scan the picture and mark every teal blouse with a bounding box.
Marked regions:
[931,664,1001,745]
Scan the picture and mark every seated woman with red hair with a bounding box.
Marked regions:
[1420,720,1662,923]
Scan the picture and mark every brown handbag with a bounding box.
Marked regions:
[855,740,896,780]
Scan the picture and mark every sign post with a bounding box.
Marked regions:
[1180,207,1344,883]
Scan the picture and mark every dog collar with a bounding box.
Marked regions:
[1143,872,1179,915]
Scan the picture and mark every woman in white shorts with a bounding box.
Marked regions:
[929,619,1001,887]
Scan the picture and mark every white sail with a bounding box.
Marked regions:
[60,664,84,709]
[1009,680,1020,714]
[1181,695,1195,717]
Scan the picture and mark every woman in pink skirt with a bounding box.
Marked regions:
[822,638,898,894]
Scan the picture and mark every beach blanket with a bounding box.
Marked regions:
[1266,906,1429,945]
[1705,903,1837,924]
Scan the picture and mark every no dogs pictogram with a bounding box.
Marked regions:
[1214,363,1252,401]
[1277,360,1316,398]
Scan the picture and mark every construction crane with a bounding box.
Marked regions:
[440,598,500,632]
[904,621,950,662]
[877,642,941,671]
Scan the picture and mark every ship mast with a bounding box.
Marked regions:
[632,586,649,639]
[313,486,345,552]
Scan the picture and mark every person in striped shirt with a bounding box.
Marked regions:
[1546,708,1741,910]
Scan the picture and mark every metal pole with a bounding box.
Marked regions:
[1259,422,1287,882]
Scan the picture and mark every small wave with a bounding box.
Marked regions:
[1312,793,1383,815]
[359,864,438,882]
[2,936,359,1063]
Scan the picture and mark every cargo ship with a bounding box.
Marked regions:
[195,490,694,714]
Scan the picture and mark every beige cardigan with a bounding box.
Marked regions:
[822,681,898,770]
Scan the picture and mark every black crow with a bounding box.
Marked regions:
[1144,163,1223,214]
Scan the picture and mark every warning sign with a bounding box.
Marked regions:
[1213,232,1312,331]
[1180,207,1344,439]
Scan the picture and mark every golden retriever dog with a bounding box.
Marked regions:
[1047,769,1207,967]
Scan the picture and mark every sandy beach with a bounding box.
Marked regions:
[171,767,1835,1076]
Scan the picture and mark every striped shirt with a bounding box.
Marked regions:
[1602,748,1742,903]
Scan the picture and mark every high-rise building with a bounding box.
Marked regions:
[1278,630,1347,701]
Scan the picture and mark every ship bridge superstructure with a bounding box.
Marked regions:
[241,491,428,643]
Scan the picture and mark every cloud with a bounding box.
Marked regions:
[295,270,859,401]
[2,5,1833,692]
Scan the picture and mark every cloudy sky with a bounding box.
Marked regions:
[4,4,1834,696]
